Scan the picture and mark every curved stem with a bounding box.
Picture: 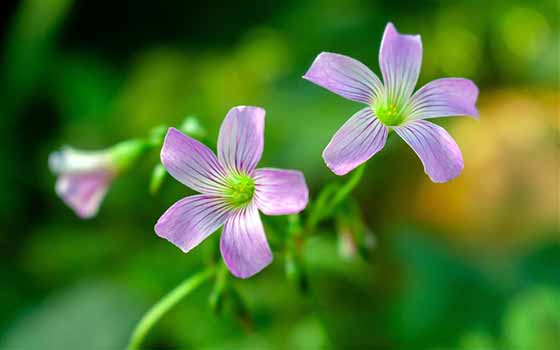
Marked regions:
[128,267,217,350]
[305,164,367,232]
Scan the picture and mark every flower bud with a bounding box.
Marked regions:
[49,139,149,218]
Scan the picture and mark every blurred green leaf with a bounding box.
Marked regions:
[0,283,140,350]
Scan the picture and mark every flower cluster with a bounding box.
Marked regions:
[49,22,479,279]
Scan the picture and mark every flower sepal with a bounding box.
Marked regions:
[109,138,151,173]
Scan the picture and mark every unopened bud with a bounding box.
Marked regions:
[149,164,167,195]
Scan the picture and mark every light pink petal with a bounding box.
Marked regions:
[217,106,265,174]
[55,171,112,219]
[161,128,227,194]
[379,22,422,105]
[407,78,479,121]
[303,52,384,104]
[394,120,464,183]
[220,204,272,278]
[254,168,309,215]
[155,194,231,253]
[323,108,388,176]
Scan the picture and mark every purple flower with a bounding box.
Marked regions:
[49,140,148,218]
[155,106,309,278]
[303,22,479,182]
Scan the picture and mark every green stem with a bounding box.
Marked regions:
[329,163,366,209]
[305,183,340,232]
[305,164,366,232]
[127,267,216,350]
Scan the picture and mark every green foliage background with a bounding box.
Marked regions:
[0,0,558,349]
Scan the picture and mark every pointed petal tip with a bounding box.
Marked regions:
[165,126,183,138]
[325,160,352,176]
[427,162,464,183]
[229,255,273,279]
[385,22,396,32]
[322,150,353,176]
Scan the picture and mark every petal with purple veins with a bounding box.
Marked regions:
[155,194,231,253]
[379,22,422,105]
[55,171,113,219]
[406,78,479,121]
[394,120,464,183]
[217,106,265,174]
[323,108,388,176]
[303,52,384,104]
[220,204,272,278]
[254,168,309,215]
[161,128,228,194]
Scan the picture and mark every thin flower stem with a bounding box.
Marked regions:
[305,183,340,232]
[329,163,366,209]
[127,267,217,350]
[305,164,366,232]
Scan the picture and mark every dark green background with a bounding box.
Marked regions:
[1,0,558,349]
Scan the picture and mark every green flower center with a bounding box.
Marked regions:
[374,102,406,126]
[224,172,255,208]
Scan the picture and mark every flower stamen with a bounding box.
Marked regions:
[224,172,255,208]
[374,102,405,126]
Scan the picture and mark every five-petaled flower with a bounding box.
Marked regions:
[304,22,479,182]
[155,106,309,278]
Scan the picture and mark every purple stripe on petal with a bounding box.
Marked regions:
[155,194,231,253]
[217,106,265,174]
[323,108,388,176]
[407,78,479,120]
[379,23,422,105]
[220,204,272,278]
[254,168,309,216]
[303,52,384,104]
[161,128,227,194]
[394,120,464,183]
[55,172,112,219]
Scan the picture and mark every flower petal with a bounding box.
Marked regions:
[217,106,265,174]
[394,120,464,183]
[407,78,479,120]
[161,128,227,194]
[379,22,422,105]
[303,52,384,104]
[323,108,388,176]
[55,172,112,219]
[155,194,231,253]
[220,204,272,278]
[254,168,309,215]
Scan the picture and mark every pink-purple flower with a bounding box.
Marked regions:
[155,106,309,278]
[303,22,479,182]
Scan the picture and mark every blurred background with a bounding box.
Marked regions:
[0,0,558,349]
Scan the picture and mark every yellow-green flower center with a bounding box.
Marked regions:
[374,102,406,126]
[224,172,255,208]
